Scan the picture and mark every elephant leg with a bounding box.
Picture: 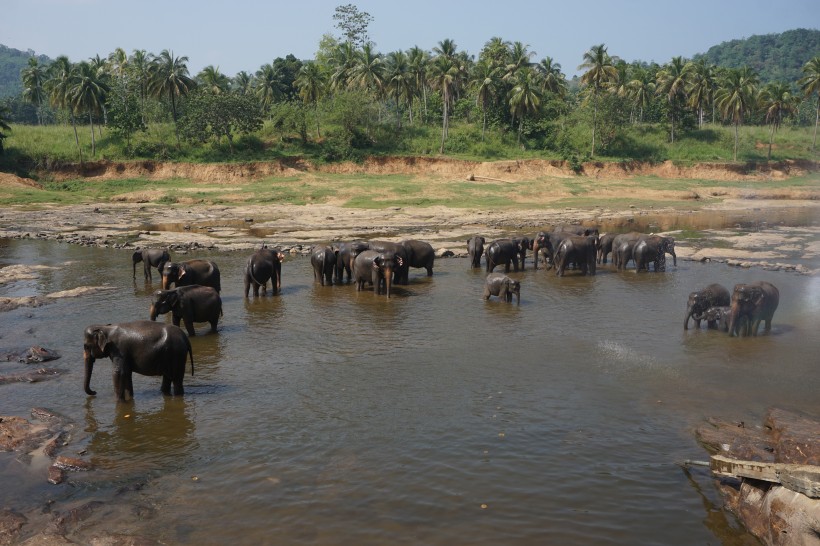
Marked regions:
[161,374,172,395]
[183,317,196,337]
[172,315,182,327]
[244,277,251,298]
[209,317,218,333]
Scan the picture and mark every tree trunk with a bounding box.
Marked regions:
[518,117,523,144]
[482,109,487,142]
[440,92,447,154]
[315,102,321,139]
[70,112,83,164]
[89,112,96,157]
[734,121,739,161]
[768,123,775,161]
[591,89,597,157]
[170,89,180,148]
[813,95,819,152]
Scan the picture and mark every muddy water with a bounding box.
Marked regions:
[1,238,819,544]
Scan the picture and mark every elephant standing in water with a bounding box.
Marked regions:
[684,283,730,329]
[483,273,520,304]
[486,238,528,273]
[244,246,285,297]
[150,285,222,336]
[162,259,221,292]
[597,233,616,264]
[611,232,644,270]
[332,241,369,283]
[132,249,170,281]
[353,250,403,297]
[82,320,193,401]
[554,236,597,276]
[310,245,337,286]
[633,235,676,272]
[467,236,485,269]
[728,281,780,337]
[703,306,732,332]
[368,241,410,285]
[402,239,435,276]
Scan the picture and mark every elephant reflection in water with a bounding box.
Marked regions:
[83,396,197,473]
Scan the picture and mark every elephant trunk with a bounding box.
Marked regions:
[727,302,742,337]
[670,248,677,267]
[83,352,97,396]
[161,276,169,290]
[385,270,393,298]
[149,304,159,321]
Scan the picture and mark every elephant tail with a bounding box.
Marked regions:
[247,257,264,287]
[185,336,194,376]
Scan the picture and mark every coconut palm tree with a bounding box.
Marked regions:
[686,58,717,127]
[148,50,196,146]
[46,55,83,161]
[715,66,759,160]
[72,60,109,156]
[233,71,253,95]
[627,67,655,123]
[798,56,820,152]
[759,82,796,160]
[350,43,384,98]
[129,49,152,123]
[385,50,412,129]
[504,41,534,81]
[656,56,688,143]
[471,59,502,140]
[0,104,11,154]
[508,66,541,144]
[255,63,284,117]
[21,58,48,125]
[429,51,461,153]
[197,65,230,94]
[536,56,567,99]
[579,44,618,157]
[295,61,327,137]
[406,46,430,122]
[329,41,358,92]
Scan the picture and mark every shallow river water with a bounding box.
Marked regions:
[1,238,819,544]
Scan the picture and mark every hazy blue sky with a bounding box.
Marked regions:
[3,0,818,78]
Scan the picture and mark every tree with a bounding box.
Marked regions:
[508,66,541,144]
[407,46,430,122]
[255,63,284,116]
[0,104,11,154]
[686,58,717,127]
[656,56,688,142]
[233,71,253,95]
[129,49,152,123]
[798,56,820,151]
[759,82,796,160]
[627,67,655,123]
[329,41,357,91]
[504,41,534,81]
[148,49,197,146]
[333,4,373,48]
[430,41,462,153]
[46,56,83,162]
[71,60,109,156]
[197,65,230,94]
[385,50,411,129]
[536,56,567,99]
[107,79,145,147]
[471,59,502,140]
[179,90,262,152]
[21,57,48,125]
[579,44,618,157]
[295,61,327,137]
[350,43,384,98]
[715,66,759,160]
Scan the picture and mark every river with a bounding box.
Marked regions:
[1,237,818,544]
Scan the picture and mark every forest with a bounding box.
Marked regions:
[0,7,818,169]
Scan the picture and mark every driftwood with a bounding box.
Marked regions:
[466,174,510,183]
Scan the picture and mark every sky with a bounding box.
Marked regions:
[2,0,819,79]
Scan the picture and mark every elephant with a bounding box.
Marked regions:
[597,233,616,264]
[532,231,567,270]
[467,236,485,269]
[82,320,193,401]
[483,273,520,304]
[353,250,403,297]
[554,235,597,276]
[310,245,337,286]
[684,283,730,329]
[132,248,170,281]
[633,235,676,272]
[149,285,222,336]
[162,259,221,292]
[485,238,528,273]
[367,241,410,285]
[556,224,600,239]
[703,306,732,332]
[244,246,285,297]
[728,281,780,337]
[611,232,644,270]
[332,241,369,283]
[402,239,435,276]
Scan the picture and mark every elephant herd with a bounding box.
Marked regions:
[684,281,780,337]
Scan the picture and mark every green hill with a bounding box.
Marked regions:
[694,28,820,84]
[0,44,52,98]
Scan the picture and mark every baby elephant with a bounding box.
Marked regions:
[703,306,732,332]
[150,285,222,336]
[483,273,520,304]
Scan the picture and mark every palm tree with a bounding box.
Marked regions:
[385,51,412,129]
[0,104,11,154]
[46,55,83,161]
[129,49,152,123]
[656,56,688,143]
[471,59,502,140]
[255,63,284,115]
[759,82,796,160]
[21,58,48,125]
[72,61,109,156]
[295,61,327,137]
[350,43,384,97]
[429,51,460,153]
[108,48,128,84]
[329,42,357,92]
[407,46,430,122]
[798,56,820,152]
[480,37,511,70]
[627,67,655,123]
[686,58,717,127]
[197,65,230,94]
[715,66,759,160]
[508,67,541,144]
[579,44,618,157]
[233,71,253,95]
[148,49,197,146]
[504,41,534,81]
[536,56,567,99]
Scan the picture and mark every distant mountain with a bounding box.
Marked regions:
[0,44,52,98]
[694,28,820,84]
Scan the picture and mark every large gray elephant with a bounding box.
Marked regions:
[402,239,435,276]
[162,259,221,292]
[728,281,780,337]
[485,238,528,273]
[310,245,337,286]
[597,233,616,264]
[611,232,644,270]
[633,235,676,272]
[82,320,193,401]
[483,273,520,304]
[353,250,403,297]
[367,241,410,285]
[467,236,485,269]
[132,248,170,281]
[532,231,569,270]
[332,241,369,283]
[554,235,597,276]
[244,246,285,297]
[150,285,222,336]
[684,283,730,329]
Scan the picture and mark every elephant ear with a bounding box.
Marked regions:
[93,328,111,356]
[372,256,382,271]
[499,280,508,298]
[178,265,188,280]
